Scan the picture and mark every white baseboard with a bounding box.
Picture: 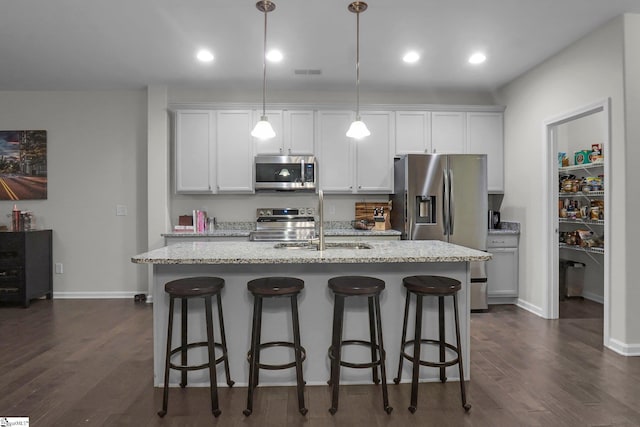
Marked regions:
[581,291,604,304]
[53,291,149,300]
[607,338,640,356]
[516,298,545,317]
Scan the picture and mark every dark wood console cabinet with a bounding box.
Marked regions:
[0,230,52,307]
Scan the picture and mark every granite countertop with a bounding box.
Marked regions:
[132,240,490,265]
[488,221,520,235]
[162,228,402,238]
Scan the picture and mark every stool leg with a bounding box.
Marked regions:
[328,294,345,415]
[368,296,380,385]
[394,290,411,384]
[216,292,234,387]
[158,296,175,417]
[453,293,471,412]
[438,296,447,383]
[374,295,393,414]
[409,294,423,413]
[204,296,221,417]
[290,294,308,415]
[244,295,262,416]
[180,298,188,388]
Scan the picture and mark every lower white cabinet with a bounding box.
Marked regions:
[486,234,519,302]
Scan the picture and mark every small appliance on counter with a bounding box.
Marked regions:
[489,210,501,229]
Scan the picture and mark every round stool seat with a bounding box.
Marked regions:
[248,277,304,296]
[402,275,461,296]
[165,276,225,297]
[328,276,385,296]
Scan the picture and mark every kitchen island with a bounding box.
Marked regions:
[132,240,490,388]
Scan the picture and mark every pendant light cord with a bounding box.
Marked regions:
[262,3,268,117]
[355,8,360,119]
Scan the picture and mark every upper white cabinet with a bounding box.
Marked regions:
[216,110,254,193]
[284,110,315,154]
[431,111,466,154]
[175,110,215,193]
[395,111,431,154]
[466,112,504,193]
[355,111,394,193]
[317,111,354,192]
[253,110,315,155]
[316,110,394,194]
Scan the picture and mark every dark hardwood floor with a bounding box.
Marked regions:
[1,298,638,426]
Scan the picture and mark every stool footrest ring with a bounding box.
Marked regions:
[169,342,230,372]
[328,339,386,369]
[246,341,307,371]
[400,339,460,368]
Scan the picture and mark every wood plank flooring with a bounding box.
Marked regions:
[1,298,639,426]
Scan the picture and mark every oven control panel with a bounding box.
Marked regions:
[256,207,315,217]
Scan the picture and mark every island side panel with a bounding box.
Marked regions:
[152,262,470,387]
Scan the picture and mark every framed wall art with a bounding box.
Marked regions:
[0,130,47,200]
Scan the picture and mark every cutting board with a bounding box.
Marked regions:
[355,201,392,230]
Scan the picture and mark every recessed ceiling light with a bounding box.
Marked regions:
[196,49,214,63]
[468,52,486,65]
[266,49,283,62]
[403,51,420,64]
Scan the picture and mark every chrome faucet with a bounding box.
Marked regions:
[315,189,326,251]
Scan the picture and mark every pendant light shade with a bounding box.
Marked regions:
[252,0,276,140]
[346,1,370,139]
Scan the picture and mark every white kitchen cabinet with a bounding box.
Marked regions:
[431,111,466,154]
[253,110,315,155]
[317,110,394,194]
[316,110,354,192]
[487,234,519,302]
[175,110,215,193]
[467,112,504,193]
[395,111,431,154]
[216,110,254,193]
[356,111,394,193]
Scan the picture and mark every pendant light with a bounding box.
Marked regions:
[251,0,276,140]
[346,1,370,139]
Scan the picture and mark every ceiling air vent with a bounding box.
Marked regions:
[294,69,322,75]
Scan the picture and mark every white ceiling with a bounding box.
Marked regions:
[2,0,640,92]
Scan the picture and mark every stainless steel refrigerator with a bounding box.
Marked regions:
[390,154,489,310]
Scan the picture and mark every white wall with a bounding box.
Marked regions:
[623,14,640,345]
[496,16,631,345]
[0,90,148,297]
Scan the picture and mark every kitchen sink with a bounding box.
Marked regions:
[273,242,372,250]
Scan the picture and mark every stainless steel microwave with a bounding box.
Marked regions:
[254,155,316,191]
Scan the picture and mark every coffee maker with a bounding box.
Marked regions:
[488,210,501,229]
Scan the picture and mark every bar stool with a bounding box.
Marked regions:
[158,276,234,418]
[244,277,307,416]
[327,276,392,415]
[393,275,470,413]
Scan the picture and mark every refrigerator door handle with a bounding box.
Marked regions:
[443,168,450,235]
[449,169,455,234]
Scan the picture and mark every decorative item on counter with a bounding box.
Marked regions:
[174,215,195,232]
[12,204,21,231]
[193,210,207,233]
[351,219,374,230]
[354,201,392,230]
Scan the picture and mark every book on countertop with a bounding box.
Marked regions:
[173,225,195,232]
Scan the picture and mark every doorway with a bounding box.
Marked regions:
[542,99,610,346]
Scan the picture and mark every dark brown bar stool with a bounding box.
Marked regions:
[327,276,392,415]
[244,277,307,416]
[393,275,470,413]
[158,276,234,418]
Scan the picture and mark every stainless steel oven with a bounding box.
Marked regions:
[249,207,316,241]
[254,155,316,191]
